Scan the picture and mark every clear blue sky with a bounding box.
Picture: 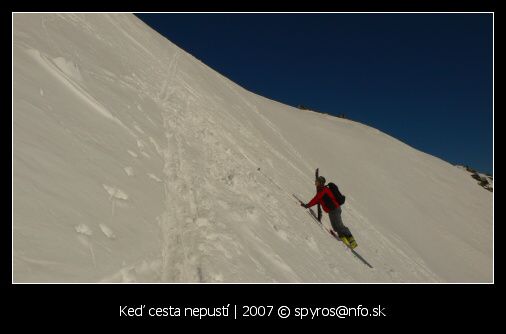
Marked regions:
[135,13,493,174]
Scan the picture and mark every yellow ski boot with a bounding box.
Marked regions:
[347,236,358,249]
[339,236,351,247]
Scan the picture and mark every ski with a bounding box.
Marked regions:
[315,168,322,222]
[327,228,373,268]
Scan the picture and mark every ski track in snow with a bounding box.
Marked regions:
[151,50,310,282]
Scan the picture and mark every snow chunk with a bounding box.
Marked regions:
[53,57,83,81]
[147,173,162,182]
[102,184,129,200]
[99,224,116,239]
[75,224,93,236]
[123,166,134,176]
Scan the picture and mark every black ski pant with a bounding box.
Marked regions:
[328,207,352,238]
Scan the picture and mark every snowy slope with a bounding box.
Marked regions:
[13,13,493,283]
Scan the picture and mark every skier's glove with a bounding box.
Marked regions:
[301,203,308,208]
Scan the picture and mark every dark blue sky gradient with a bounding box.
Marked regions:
[136,13,493,174]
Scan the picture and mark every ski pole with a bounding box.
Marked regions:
[257,167,301,205]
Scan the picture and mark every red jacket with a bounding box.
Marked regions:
[307,186,340,212]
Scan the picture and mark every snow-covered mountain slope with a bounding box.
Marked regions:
[13,13,493,283]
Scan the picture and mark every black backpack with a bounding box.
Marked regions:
[327,182,345,205]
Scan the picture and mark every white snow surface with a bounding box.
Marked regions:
[13,13,492,283]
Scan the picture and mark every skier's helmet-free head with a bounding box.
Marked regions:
[316,176,326,186]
